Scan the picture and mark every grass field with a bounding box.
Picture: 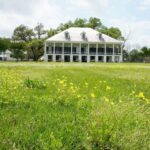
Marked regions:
[0,62,150,150]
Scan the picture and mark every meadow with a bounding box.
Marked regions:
[0,62,150,150]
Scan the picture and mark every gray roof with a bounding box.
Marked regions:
[46,27,123,44]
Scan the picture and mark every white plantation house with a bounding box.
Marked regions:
[44,27,123,62]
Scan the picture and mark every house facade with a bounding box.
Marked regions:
[0,50,12,61]
[44,27,123,62]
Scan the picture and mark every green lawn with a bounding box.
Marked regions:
[0,62,150,150]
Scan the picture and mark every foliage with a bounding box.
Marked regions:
[56,17,123,40]
[0,62,150,149]
[24,78,47,89]
[34,23,46,39]
[10,42,26,60]
[87,17,102,29]
[47,28,58,38]
[128,47,150,62]
[26,39,44,61]
[100,27,124,40]
[123,49,129,61]
[12,25,35,42]
[0,38,10,52]
[141,46,150,57]
[56,17,103,31]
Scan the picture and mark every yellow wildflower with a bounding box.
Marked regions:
[59,80,64,84]
[77,95,81,98]
[104,97,109,102]
[111,102,114,105]
[70,82,73,85]
[91,93,96,98]
[70,86,74,90]
[138,92,145,99]
[106,86,111,90]
[72,90,76,94]
[85,82,88,86]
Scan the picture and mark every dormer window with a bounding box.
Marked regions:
[98,33,102,39]
[81,32,87,41]
[97,33,104,41]
[64,31,70,40]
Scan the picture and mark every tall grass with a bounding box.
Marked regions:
[0,62,150,149]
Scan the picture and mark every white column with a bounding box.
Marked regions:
[120,44,123,62]
[87,43,90,62]
[44,42,48,61]
[2,52,5,61]
[53,43,56,62]
[79,43,81,62]
[96,43,98,62]
[104,43,106,63]
[62,43,64,62]
[112,43,115,62]
[70,43,73,62]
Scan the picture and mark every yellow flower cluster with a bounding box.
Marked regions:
[104,96,114,105]
[137,92,149,103]
[106,86,111,90]
[91,93,96,98]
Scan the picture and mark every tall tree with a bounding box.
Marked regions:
[129,49,143,62]
[10,42,26,61]
[47,28,58,38]
[73,18,87,27]
[12,25,34,42]
[26,39,44,61]
[141,47,150,57]
[0,38,10,52]
[57,21,73,31]
[34,23,46,39]
[123,49,129,62]
[87,17,102,29]
[100,27,124,40]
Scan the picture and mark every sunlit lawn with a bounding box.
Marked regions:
[0,62,150,149]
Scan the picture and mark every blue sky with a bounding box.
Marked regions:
[0,0,150,49]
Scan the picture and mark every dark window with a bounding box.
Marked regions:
[73,47,76,51]
[46,47,49,51]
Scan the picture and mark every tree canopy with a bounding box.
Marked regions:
[10,42,26,61]
[0,38,10,52]
[34,23,46,39]
[12,25,35,42]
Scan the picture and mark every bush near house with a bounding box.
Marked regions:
[0,62,150,149]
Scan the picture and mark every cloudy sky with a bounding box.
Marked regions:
[0,0,150,48]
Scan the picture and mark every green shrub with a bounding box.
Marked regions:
[24,78,47,89]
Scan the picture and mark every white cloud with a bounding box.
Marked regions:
[69,0,109,14]
[109,19,150,48]
[0,0,149,48]
[0,0,71,37]
[139,0,150,10]
[0,0,110,37]
[70,0,109,8]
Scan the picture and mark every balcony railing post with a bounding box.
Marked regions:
[96,43,98,62]
[79,43,81,62]
[62,43,64,62]
[104,43,106,62]
[112,43,115,62]
[44,42,48,61]
[71,43,73,62]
